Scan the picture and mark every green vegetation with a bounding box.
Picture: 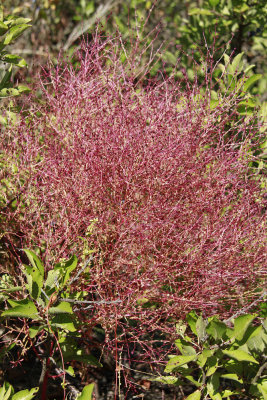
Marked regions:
[153,306,267,399]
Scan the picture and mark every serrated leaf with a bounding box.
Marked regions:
[76,384,94,400]
[2,299,38,319]
[4,24,30,45]
[185,390,201,400]
[49,302,73,315]
[222,349,258,363]
[11,387,38,400]
[233,314,256,341]
[242,74,262,92]
[165,355,197,372]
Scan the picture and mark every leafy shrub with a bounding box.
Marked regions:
[0,382,38,400]
[0,250,99,399]
[0,3,31,123]
[153,306,267,399]
[1,30,266,359]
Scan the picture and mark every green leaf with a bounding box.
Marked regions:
[0,66,12,90]
[50,314,76,332]
[76,384,94,400]
[186,311,198,336]
[24,249,44,277]
[189,8,213,15]
[197,349,213,367]
[0,6,3,22]
[257,381,267,400]
[175,320,187,337]
[7,18,31,27]
[209,0,220,6]
[17,85,30,93]
[0,381,13,400]
[54,255,78,286]
[65,366,75,377]
[222,349,258,364]
[230,52,244,74]
[1,54,26,66]
[242,74,262,93]
[246,326,266,353]
[165,355,197,372]
[0,286,23,293]
[233,314,256,341]
[185,390,201,400]
[206,319,226,341]
[174,338,197,356]
[206,355,219,377]
[63,349,102,367]
[11,387,38,400]
[2,299,38,319]
[221,373,243,383]
[45,269,59,295]
[24,264,43,300]
[28,326,42,339]
[153,376,182,384]
[4,24,31,45]
[49,302,73,315]
[207,373,221,399]
[221,390,235,398]
[0,22,8,36]
[196,316,207,342]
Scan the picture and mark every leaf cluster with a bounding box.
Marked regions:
[155,308,267,399]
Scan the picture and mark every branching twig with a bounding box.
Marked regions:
[223,290,266,325]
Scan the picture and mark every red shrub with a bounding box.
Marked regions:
[2,32,266,357]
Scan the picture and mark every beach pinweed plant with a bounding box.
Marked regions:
[1,27,266,364]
